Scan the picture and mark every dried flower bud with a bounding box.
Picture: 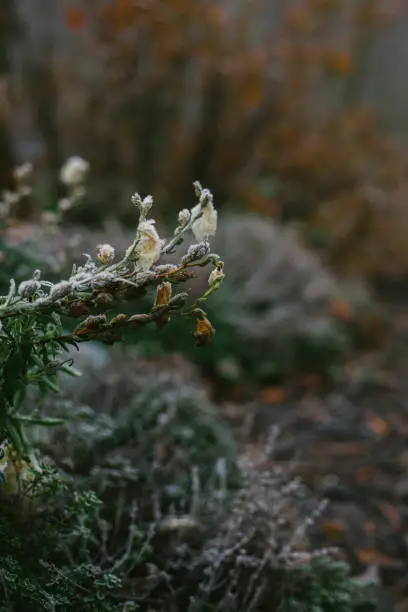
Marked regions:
[178,208,190,227]
[96,243,115,265]
[95,292,114,307]
[98,330,122,345]
[83,314,107,330]
[154,282,172,310]
[60,156,89,186]
[208,263,225,287]
[67,300,90,318]
[141,195,153,213]
[154,264,178,275]
[182,240,210,265]
[128,314,150,326]
[193,315,215,347]
[18,279,41,298]
[191,197,217,242]
[50,281,74,300]
[110,313,129,327]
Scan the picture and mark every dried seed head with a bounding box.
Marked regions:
[60,156,89,186]
[96,243,115,265]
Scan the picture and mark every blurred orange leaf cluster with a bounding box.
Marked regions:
[54,0,408,281]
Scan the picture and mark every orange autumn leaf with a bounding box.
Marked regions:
[63,6,85,31]
[365,414,389,436]
[324,50,353,76]
[355,549,401,567]
[330,299,352,321]
[355,466,374,483]
[258,386,286,404]
[321,519,348,541]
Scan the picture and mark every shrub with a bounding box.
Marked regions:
[0,176,223,462]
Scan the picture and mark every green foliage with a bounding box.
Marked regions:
[0,463,125,611]
[39,356,240,524]
[0,182,224,460]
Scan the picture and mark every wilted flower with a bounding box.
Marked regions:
[193,315,215,347]
[191,198,217,242]
[96,243,115,265]
[60,156,89,186]
[128,220,162,270]
[154,282,172,309]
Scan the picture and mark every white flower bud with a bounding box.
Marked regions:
[178,208,190,227]
[60,156,89,187]
[96,243,115,265]
[208,266,225,287]
[142,195,153,213]
[191,200,217,242]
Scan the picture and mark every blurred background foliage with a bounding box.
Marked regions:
[3,0,408,283]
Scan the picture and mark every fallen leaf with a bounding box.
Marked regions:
[258,387,286,404]
[356,549,401,567]
[321,519,348,541]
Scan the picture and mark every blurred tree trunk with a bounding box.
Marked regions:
[0,0,19,191]
[23,39,62,205]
